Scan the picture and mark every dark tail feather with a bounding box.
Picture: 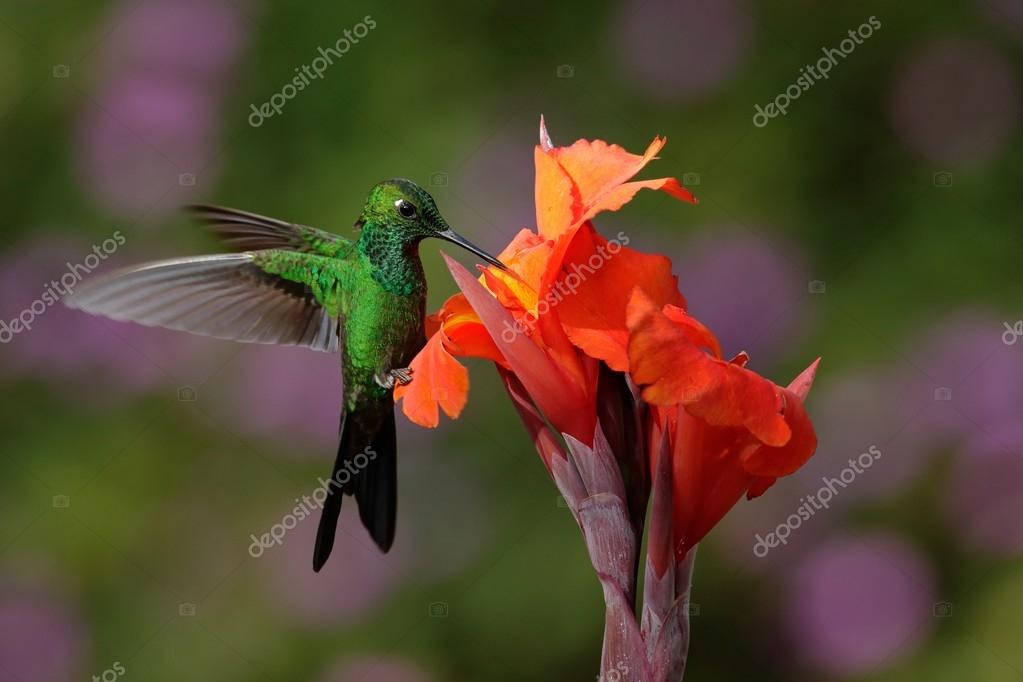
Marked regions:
[312,406,398,572]
[357,409,397,553]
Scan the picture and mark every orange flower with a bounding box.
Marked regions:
[397,114,820,552]
[626,288,819,560]
[397,118,696,443]
[395,119,820,678]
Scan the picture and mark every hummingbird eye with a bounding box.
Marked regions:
[395,199,417,219]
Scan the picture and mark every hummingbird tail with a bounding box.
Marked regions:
[312,405,398,572]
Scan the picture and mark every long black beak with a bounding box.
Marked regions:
[437,229,509,271]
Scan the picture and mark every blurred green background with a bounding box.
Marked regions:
[2,1,1023,680]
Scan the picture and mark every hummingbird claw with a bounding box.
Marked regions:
[374,367,414,389]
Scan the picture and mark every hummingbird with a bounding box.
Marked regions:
[66,179,506,571]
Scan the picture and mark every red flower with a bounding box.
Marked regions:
[395,118,820,679]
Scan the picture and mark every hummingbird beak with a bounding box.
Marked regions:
[437,229,509,271]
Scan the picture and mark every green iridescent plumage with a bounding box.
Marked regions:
[66,178,506,571]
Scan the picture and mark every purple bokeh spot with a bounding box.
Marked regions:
[890,38,1018,166]
[784,534,936,677]
[0,584,86,682]
[795,371,931,504]
[946,421,1023,555]
[229,345,342,452]
[76,76,215,215]
[616,0,753,100]
[675,229,809,364]
[74,0,247,219]
[897,310,1023,450]
[103,0,247,82]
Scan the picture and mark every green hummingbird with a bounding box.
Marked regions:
[66,179,506,571]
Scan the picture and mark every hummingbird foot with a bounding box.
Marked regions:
[374,367,414,389]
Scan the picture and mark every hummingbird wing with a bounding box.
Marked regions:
[186,204,351,256]
[65,253,340,352]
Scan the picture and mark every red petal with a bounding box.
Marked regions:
[444,253,594,442]
[626,289,790,447]
[558,228,685,372]
[741,387,818,478]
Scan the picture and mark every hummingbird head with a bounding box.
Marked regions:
[357,178,507,270]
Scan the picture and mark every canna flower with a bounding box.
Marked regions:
[626,286,819,561]
[395,118,819,681]
[396,118,695,444]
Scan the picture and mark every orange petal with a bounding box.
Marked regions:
[395,329,469,428]
[484,228,552,313]
[558,227,685,371]
[534,145,576,240]
[534,120,696,241]
[552,136,666,219]
[577,177,696,226]
[445,253,594,443]
[626,289,790,446]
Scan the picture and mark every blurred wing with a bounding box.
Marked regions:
[186,204,350,255]
[65,254,339,352]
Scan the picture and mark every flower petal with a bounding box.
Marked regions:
[626,289,790,446]
[394,328,469,428]
[577,177,696,226]
[742,387,818,478]
[438,293,506,365]
[558,228,685,371]
[534,120,696,241]
[534,145,576,240]
[444,252,594,441]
